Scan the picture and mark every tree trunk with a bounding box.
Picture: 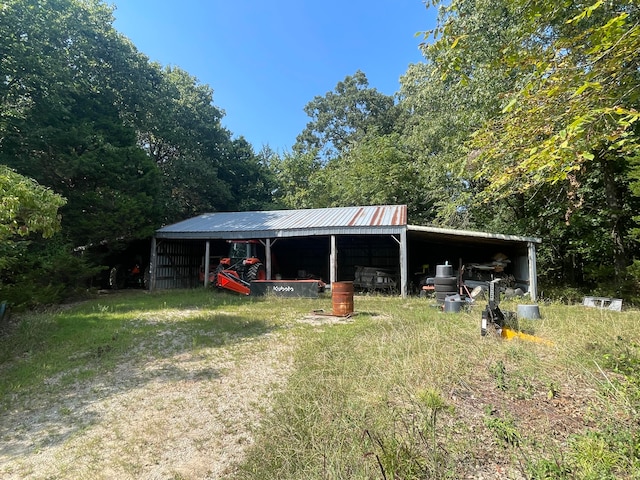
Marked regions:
[600,153,627,288]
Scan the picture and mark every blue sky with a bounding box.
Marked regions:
[110,1,437,153]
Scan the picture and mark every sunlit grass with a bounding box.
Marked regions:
[235,295,640,479]
[1,290,638,479]
[0,289,323,410]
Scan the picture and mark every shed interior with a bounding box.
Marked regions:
[152,231,533,295]
[407,232,531,293]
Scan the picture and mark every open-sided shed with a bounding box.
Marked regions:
[149,205,541,299]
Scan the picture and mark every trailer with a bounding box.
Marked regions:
[353,265,397,293]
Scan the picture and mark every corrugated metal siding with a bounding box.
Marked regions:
[153,240,203,289]
[156,205,407,239]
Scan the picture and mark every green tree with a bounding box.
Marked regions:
[269,149,325,209]
[471,1,640,285]
[221,138,275,211]
[277,72,405,212]
[294,71,398,161]
[397,62,484,228]
[0,165,65,243]
[0,166,75,307]
[0,0,163,247]
[424,0,640,291]
[0,0,276,301]
[138,66,273,219]
[317,134,436,221]
[137,66,235,221]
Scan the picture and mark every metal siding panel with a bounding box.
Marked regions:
[152,240,203,289]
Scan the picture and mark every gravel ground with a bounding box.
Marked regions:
[0,311,298,479]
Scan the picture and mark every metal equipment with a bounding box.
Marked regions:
[353,266,397,293]
[480,278,505,336]
[201,240,266,295]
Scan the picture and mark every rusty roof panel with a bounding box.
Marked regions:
[156,205,408,239]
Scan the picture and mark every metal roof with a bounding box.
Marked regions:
[155,205,540,246]
[407,225,541,245]
[156,205,408,240]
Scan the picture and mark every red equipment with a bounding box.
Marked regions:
[200,240,266,295]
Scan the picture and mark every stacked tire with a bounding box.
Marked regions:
[434,264,457,303]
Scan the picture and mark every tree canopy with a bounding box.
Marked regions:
[0,165,65,242]
[0,0,273,304]
[2,0,639,303]
[1,0,271,244]
[420,0,640,289]
[294,70,399,160]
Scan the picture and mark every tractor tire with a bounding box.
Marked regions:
[246,263,266,282]
[436,264,454,277]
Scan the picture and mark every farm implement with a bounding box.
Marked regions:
[200,240,266,295]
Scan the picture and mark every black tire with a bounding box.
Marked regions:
[435,265,454,277]
[245,263,266,282]
[434,276,457,287]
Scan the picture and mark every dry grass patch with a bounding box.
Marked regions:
[235,296,640,480]
[0,290,318,479]
[1,292,638,479]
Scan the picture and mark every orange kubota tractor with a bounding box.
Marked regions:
[200,240,266,295]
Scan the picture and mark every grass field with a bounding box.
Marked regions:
[1,289,638,479]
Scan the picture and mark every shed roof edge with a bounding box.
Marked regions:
[407,225,542,244]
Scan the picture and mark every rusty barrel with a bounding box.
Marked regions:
[332,281,354,316]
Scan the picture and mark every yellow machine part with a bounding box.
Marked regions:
[501,327,553,346]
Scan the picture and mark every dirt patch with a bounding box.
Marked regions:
[298,312,357,326]
[443,366,598,479]
[0,314,296,479]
